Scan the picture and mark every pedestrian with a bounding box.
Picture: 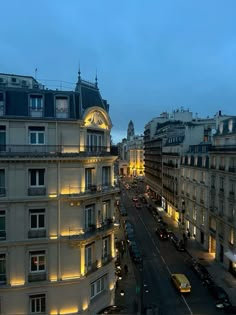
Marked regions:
[187,231,190,238]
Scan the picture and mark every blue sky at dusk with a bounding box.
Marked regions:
[1,1,236,143]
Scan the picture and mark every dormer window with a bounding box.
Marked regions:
[30,95,43,117]
[55,96,69,118]
[0,92,4,116]
[219,122,224,134]
[228,119,233,133]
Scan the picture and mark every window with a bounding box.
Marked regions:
[55,96,68,118]
[211,175,215,188]
[30,210,45,229]
[0,92,4,116]
[90,275,106,299]
[0,170,5,196]
[102,200,110,222]
[193,207,197,220]
[85,168,94,190]
[103,237,110,258]
[0,126,6,152]
[0,211,6,240]
[202,156,206,167]
[30,251,45,272]
[29,294,46,314]
[30,95,43,111]
[102,167,110,187]
[85,243,94,270]
[85,205,95,229]
[29,169,45,187]
[201,172,206,183]
[29,127,45,145]
[87,131,104,152]
[229,228,234,245]
[0,254,6,284]
[220,177,224,191]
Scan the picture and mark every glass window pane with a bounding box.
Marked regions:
[31,215,37,228]
[30,170,36,186]
[38,170,44,186]
[38,214,45,228]
[39,256,45,270]
[31,257,37,271]
[38,133,44,144]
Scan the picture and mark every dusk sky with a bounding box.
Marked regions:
[1,1,236,143]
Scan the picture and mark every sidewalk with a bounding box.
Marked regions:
[156,206,236,304]
[114,222,138,314]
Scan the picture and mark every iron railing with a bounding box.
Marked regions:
[0,145,114,157]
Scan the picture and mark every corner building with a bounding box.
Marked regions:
[0,72,120,314]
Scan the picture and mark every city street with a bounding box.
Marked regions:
[120,178,224,315]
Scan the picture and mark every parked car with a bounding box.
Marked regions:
[156,227,169,240]
[129,244,142,263]
[97,305,127,314]
[170,233,185,251]
[208,285,231,309]
[126,230,136,243]
[124,220,133,231]
[191,260,211,282]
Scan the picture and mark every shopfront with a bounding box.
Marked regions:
[225,251,236,277]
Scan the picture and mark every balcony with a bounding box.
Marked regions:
[69,219,114,241]
[84,261,98,275]
[0,275,6,285]
[0,231,6,240]
[219,165,225,171]
[0,187,6,197]
[0,145,114,158]
[102,254,113,266]
[28,229,46,239]
[210,165,216,169]
[28,187,46,196]
[28,272,47,282]
[61,185,120,200]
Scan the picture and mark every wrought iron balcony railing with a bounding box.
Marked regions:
[61,185,120,198]
[69,219,114,241]
[0,145,114,157]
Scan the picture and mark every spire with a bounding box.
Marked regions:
[78,64,81,82]
[95,69,98,88]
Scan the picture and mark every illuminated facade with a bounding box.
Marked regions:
[0,72,119,314]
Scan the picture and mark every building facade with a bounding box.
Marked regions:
[0,72,120,314]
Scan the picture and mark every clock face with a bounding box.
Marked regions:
[84,110,108,129]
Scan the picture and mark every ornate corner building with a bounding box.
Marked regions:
[0,72,120,314]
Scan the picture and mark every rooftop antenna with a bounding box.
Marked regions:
[95,69,98,88]
[78,63,81,82]
[34,68,38,80]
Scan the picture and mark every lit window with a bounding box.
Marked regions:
[55,96,69,118]
[229,228,234,245]
[30,251,45,272]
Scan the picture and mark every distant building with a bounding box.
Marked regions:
[0,71,120,314]
[118,121,144,176]
[127,120,135,141]
[144,107,236,274]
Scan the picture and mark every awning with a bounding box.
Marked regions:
[224,251,236,262]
